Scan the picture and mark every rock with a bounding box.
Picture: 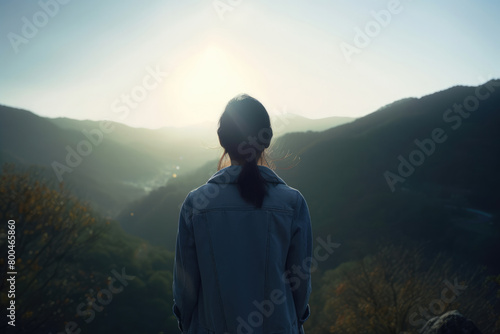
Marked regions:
[421,310,482,334]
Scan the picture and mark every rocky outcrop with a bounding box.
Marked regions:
[421,310,482,334]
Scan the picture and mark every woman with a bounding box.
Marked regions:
[172,94,312,334]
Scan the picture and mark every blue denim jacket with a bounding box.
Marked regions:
[173,165,312,334]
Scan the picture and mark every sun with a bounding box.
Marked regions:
[164,45,260,126]
[183,46,238,99]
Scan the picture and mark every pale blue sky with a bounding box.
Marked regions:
[0,0,498,128]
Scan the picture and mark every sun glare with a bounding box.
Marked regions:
[183,47,236,98]
[165,46,259,126]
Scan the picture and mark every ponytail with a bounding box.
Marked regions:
[217,94,273,208]
[237,159,267,208]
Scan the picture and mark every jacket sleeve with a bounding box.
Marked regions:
[285,191,313,332]
[172,193,200,333]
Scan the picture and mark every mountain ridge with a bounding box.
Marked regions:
[0,104,354,216]
[116,80,500,269]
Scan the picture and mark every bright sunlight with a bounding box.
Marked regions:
[164,46,260,126]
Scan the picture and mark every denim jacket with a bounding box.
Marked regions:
[172,165,312,334]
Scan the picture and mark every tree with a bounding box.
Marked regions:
[313,244,498,334]
[0,164,107,333]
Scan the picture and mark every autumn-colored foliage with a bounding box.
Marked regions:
[309,245,498,334]
[0,164,106,333]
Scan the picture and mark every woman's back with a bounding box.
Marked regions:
[174,165,311,333]
[172,95,312,334]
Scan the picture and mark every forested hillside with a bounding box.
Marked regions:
[1,81,499,333]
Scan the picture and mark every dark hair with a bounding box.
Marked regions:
[217,94,273,208]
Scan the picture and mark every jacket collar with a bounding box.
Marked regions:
[207,165,286,185]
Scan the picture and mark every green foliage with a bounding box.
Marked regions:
[0,165,177,333]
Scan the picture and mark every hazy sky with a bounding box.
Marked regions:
[0,0,499,128]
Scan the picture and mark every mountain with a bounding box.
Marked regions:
[262,113,355,135]
[0,106,352,216]
[117,80,500,268]
[49,113,354,139]
[0,106,171,216]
